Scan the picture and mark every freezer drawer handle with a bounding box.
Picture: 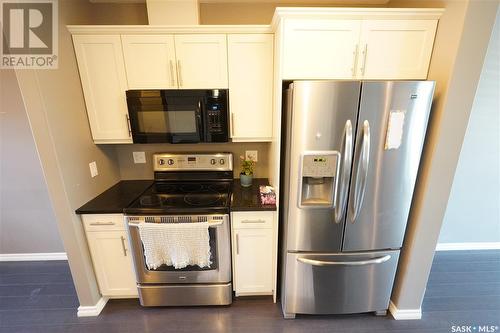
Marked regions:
[297,255,391,267]
[334,119,353,223]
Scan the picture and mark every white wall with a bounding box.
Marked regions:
[439,8,500,244]
[0,70,64,254]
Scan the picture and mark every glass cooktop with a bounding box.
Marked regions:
[125,181,232,214]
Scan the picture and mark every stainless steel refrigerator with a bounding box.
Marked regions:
[280,81,435,318]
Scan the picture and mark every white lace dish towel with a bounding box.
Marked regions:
[138,222,212,270]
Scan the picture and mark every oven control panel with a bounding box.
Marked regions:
[154,153,233,171]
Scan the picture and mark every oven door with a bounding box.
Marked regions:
[127,94,203,144]
[127,215,231,284]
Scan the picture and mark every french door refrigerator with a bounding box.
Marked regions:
[280,81,435,318]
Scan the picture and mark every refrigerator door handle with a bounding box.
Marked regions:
[350,120,370,222]
[297,255,391,266]
[334,119,353,223]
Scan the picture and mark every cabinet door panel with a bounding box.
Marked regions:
[283,19,361,79]
[233,229,273,295]
[359,20,437,79]
[73,35,132,144]
[228,34,273,141]
[122,35,177,89]
[174,35,228,89]
[86,230,137,297]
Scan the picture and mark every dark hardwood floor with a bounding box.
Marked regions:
[1,250,499,333]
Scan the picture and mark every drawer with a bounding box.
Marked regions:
[82,214,126,232]
[231,211,274,229]
[283,250,400,315]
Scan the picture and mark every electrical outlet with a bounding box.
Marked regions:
[133,151,146,164]
[89,161,98,178]
[245,150,258,162]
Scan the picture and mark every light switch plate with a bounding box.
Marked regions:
[245,150,258,162]
[89,161,98,178]
[133,151,146,164]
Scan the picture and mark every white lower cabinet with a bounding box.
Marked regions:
[231,211,276,296]
[82,214,137,298]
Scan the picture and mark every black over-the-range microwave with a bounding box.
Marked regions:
[126,89,229,144]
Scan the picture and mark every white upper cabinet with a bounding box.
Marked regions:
[73,35,132,144]
[228,34,273,141]
[282,19,361,79]
[174,34,228,89]
[358,20,438,79]
[122,35,177,89]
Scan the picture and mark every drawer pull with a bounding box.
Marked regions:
[241,219,266,224]
[297,255,391,267]
[236,233,240,255]
[89,222,115,226]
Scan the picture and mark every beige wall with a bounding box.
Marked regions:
[14,0,146,307]
[115,142,270,179]
[387,0,499,311]
[0,70,64,254]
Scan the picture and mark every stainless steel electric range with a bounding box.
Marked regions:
[124,153,233,306]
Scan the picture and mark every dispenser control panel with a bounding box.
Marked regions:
[302,152,339,178]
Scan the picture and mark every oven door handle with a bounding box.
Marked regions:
[128,221,224,228]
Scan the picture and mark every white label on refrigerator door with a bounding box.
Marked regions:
[385,110,406,150]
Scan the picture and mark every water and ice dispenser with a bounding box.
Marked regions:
[298,151,340,208]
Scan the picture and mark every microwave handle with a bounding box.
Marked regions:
[196,100,204,141]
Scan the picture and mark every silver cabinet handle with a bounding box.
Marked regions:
[351,44,358,77]
[241,219,266,224]
[334,119,353,223]
[169,60,175,86]
[297,255,390,267]
[177,60,183,87]
[120,236,127,256]
[125,114,132,137]
[235,233,240,255]
[350,120,370,222]
[360,44,368,76]
[90,222,115,226]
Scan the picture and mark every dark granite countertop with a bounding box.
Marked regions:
[75,180,153,214]
[76,178,276,215]
[231,178,277,212]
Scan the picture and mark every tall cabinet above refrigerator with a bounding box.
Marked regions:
[280,80,435,318]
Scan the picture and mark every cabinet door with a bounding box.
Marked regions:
[228,34,273,141]
[233,228,273,295]
[72,35,132,144]
[282,19,361,79]
[358,20,437,79]
[86,230,138,297]
[122,35,177,89]
[174,35,228,89]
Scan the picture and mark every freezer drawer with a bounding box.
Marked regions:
[283,250,399,315]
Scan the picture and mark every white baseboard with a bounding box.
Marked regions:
[0,252,67,261]
[389,301,422,320]
[77,297,108,317]
[436,242,500,251]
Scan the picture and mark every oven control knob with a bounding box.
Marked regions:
[210,158,216,165]
[158,159,165,165]
[167,159,174,165]
[219,159,225,165]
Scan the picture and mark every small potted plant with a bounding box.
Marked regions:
[239,155,255,187]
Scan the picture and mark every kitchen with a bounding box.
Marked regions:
[0,0,500,332]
